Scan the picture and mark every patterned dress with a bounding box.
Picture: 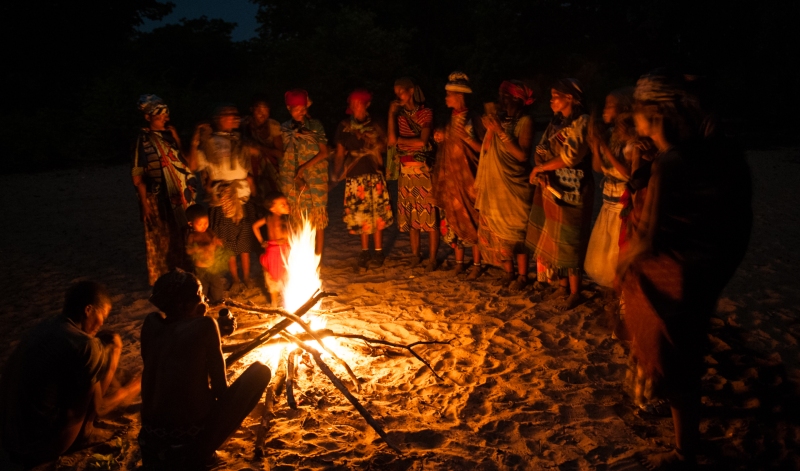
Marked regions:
[241,116,282,197]
[474,115,533,267]
[394,106,436,232]
[525,114,593,276]
[280,118,329,230]
[336,115,393,235]
[132,129,197,285]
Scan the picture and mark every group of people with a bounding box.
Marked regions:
[0,68,751,470]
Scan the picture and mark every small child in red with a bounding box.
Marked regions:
[252,193,290,307]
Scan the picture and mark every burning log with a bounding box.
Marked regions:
[286,348,300,409]
[221,298,286,317]
[281,331,402,454]
[225,290,336,369]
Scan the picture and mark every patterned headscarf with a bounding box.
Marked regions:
[285,89,310,107]
[634,72,685,103]
[394,77,426,103]
[138,94,169,116]
[149,269,202,314]
[445,71,472,94]
[499,80,534,105]
[346,89,373,114]
[552,78,584,105]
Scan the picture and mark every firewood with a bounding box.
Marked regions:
[225,290,336,369]
[286,348,299,409]
[281,332,402,454]
[253,386,274,459]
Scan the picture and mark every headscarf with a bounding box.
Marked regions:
[138,94,169,116]
[634,71,685,103]
[499,80,534,105]
[445,71,472,94]
[149,269,202,315]
[552,78,584,106]
[346,89,373,114]
[394,77,426,103]
[285,89,310,107]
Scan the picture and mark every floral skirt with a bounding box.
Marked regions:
[343,173,394,235]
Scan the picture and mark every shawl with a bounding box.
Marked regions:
[474,115,533,241]
[134,129,197,227]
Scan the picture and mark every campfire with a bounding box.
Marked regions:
[219,216,452,456]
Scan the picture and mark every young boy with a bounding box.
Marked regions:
[185,204,227,304]
[252,192,290,307]
[139,270,270,469]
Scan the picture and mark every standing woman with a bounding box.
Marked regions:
[526,79,593,309]
[333,89,393,269]
[387,77,438,271]
[132,95,198,285]
[474,80,534,290]
[620,71,751,468]
[241,95,283,199]
[583,88,635,288]
[280,89,330,255]
[431,72,483,274]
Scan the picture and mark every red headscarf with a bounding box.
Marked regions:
[285,89,309,107]
[346,89,372,114]
[499,80,535,106]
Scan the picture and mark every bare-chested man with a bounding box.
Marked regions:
[0,281,141,469]
[138,269,270,470]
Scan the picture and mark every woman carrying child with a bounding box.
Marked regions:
[387,77,438,272]
[252,193,291,307]
[583,88,635,288]
[333,89,392,269]
[526,79,593,309]
[190,104,261,294]
[280,89,330,255]
[431,72,483,275]
[132,94,198,285]
[474,80,534,289]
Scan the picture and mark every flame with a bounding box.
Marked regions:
[283,216,322,313]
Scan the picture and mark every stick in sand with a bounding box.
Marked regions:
[286,348,299,409]
[281,331,402,454]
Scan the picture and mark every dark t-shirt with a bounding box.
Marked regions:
[0,316,105,456]
[335,116,387,178]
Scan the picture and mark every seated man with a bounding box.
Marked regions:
[139,269,270,470]
[0,281,141,469]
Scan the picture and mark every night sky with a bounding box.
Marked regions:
[139,0,259,41]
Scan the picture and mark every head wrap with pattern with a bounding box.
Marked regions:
[346,89,373,114]
[285,89,310,107]
[138,94,169,116]
[552,78,584,105]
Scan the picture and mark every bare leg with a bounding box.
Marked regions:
[671,395,700,459]
[561,272,583,310]
[517,253,529,277]
[361,233,370,251]
[240,253,250,282]
[228,256,240,282]
[472,246,481,265]
[374,229,383,250]
[428,229,440,262]
[454,247,465,263]
[410,229,420,257]
[315,229,325,255]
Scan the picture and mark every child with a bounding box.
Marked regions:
[185,204,227,304]
[252,192,291,307]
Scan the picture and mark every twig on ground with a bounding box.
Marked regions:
[286,348,299,409]
[336,334,454,382]
[281,332,402,454]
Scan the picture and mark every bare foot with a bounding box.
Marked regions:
[545,285,568,301]
[424,259,438,273]
[465,265,483,281]
[557,292,583,311]
[452,262,466,274]
[636,449,695,471]
[508,275,529,293]
[409,255,422,268]
[492,271,515,287]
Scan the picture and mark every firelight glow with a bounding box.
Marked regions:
[283,216,322,313]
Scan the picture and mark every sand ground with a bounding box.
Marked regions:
[0,148,798,470]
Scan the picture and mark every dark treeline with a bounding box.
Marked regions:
[1,0,795,172]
